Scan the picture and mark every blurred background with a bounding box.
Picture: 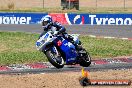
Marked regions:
[0,0,132,11]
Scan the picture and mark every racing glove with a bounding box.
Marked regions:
[53,31,59,36]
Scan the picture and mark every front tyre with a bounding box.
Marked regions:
[79,49,91,67]
[45,48,64,69]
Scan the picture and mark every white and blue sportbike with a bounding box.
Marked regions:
[36,31,91,68]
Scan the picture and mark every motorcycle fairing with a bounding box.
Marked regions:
[59,39,77,64]
[36,32,57,52]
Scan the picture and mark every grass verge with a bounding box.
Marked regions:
[0,31,132,65]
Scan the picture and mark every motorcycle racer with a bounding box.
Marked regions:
[39,15,81,49]
[36,15,91,68]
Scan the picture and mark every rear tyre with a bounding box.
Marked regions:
[45,47,64,69]
[79,49,91,67]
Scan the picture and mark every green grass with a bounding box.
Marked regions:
[0,31,132,65]
[0,7,132,13]
[0,32,47,65]
[81,36,132,58]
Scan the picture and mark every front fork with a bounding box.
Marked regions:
[50,46,59,56]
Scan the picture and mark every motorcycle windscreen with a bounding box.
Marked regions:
[60,40,77,64]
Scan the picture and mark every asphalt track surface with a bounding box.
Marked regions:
[0,24,132,74]
[0,24,132,38]
[0,63,132,75]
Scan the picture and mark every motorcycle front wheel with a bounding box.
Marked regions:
[45,46,64,69]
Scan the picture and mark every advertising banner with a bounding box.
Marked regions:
[52,13,132,25]
[0,13,132,25]
[0,13,48,24]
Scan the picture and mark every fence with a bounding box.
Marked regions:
[0,0,132,10]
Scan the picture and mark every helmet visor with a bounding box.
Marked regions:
[42,21,48,26]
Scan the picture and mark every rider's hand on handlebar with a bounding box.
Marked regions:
[53,31,59,36]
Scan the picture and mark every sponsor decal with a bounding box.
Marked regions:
[65,13,85,25]
[89,15,132,25]
[0,16,31,24]
[64,14,132,25]
[0,13,48,24]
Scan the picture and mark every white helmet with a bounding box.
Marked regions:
[42,15,53,29]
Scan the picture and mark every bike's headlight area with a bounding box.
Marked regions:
[36,42,41,46]
[36,39,47,47]
[41,40,45,44]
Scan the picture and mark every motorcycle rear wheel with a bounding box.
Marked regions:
[79,49,91,67]
[45,48,64,69]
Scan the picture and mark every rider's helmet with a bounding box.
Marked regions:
[41,15,53,29]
